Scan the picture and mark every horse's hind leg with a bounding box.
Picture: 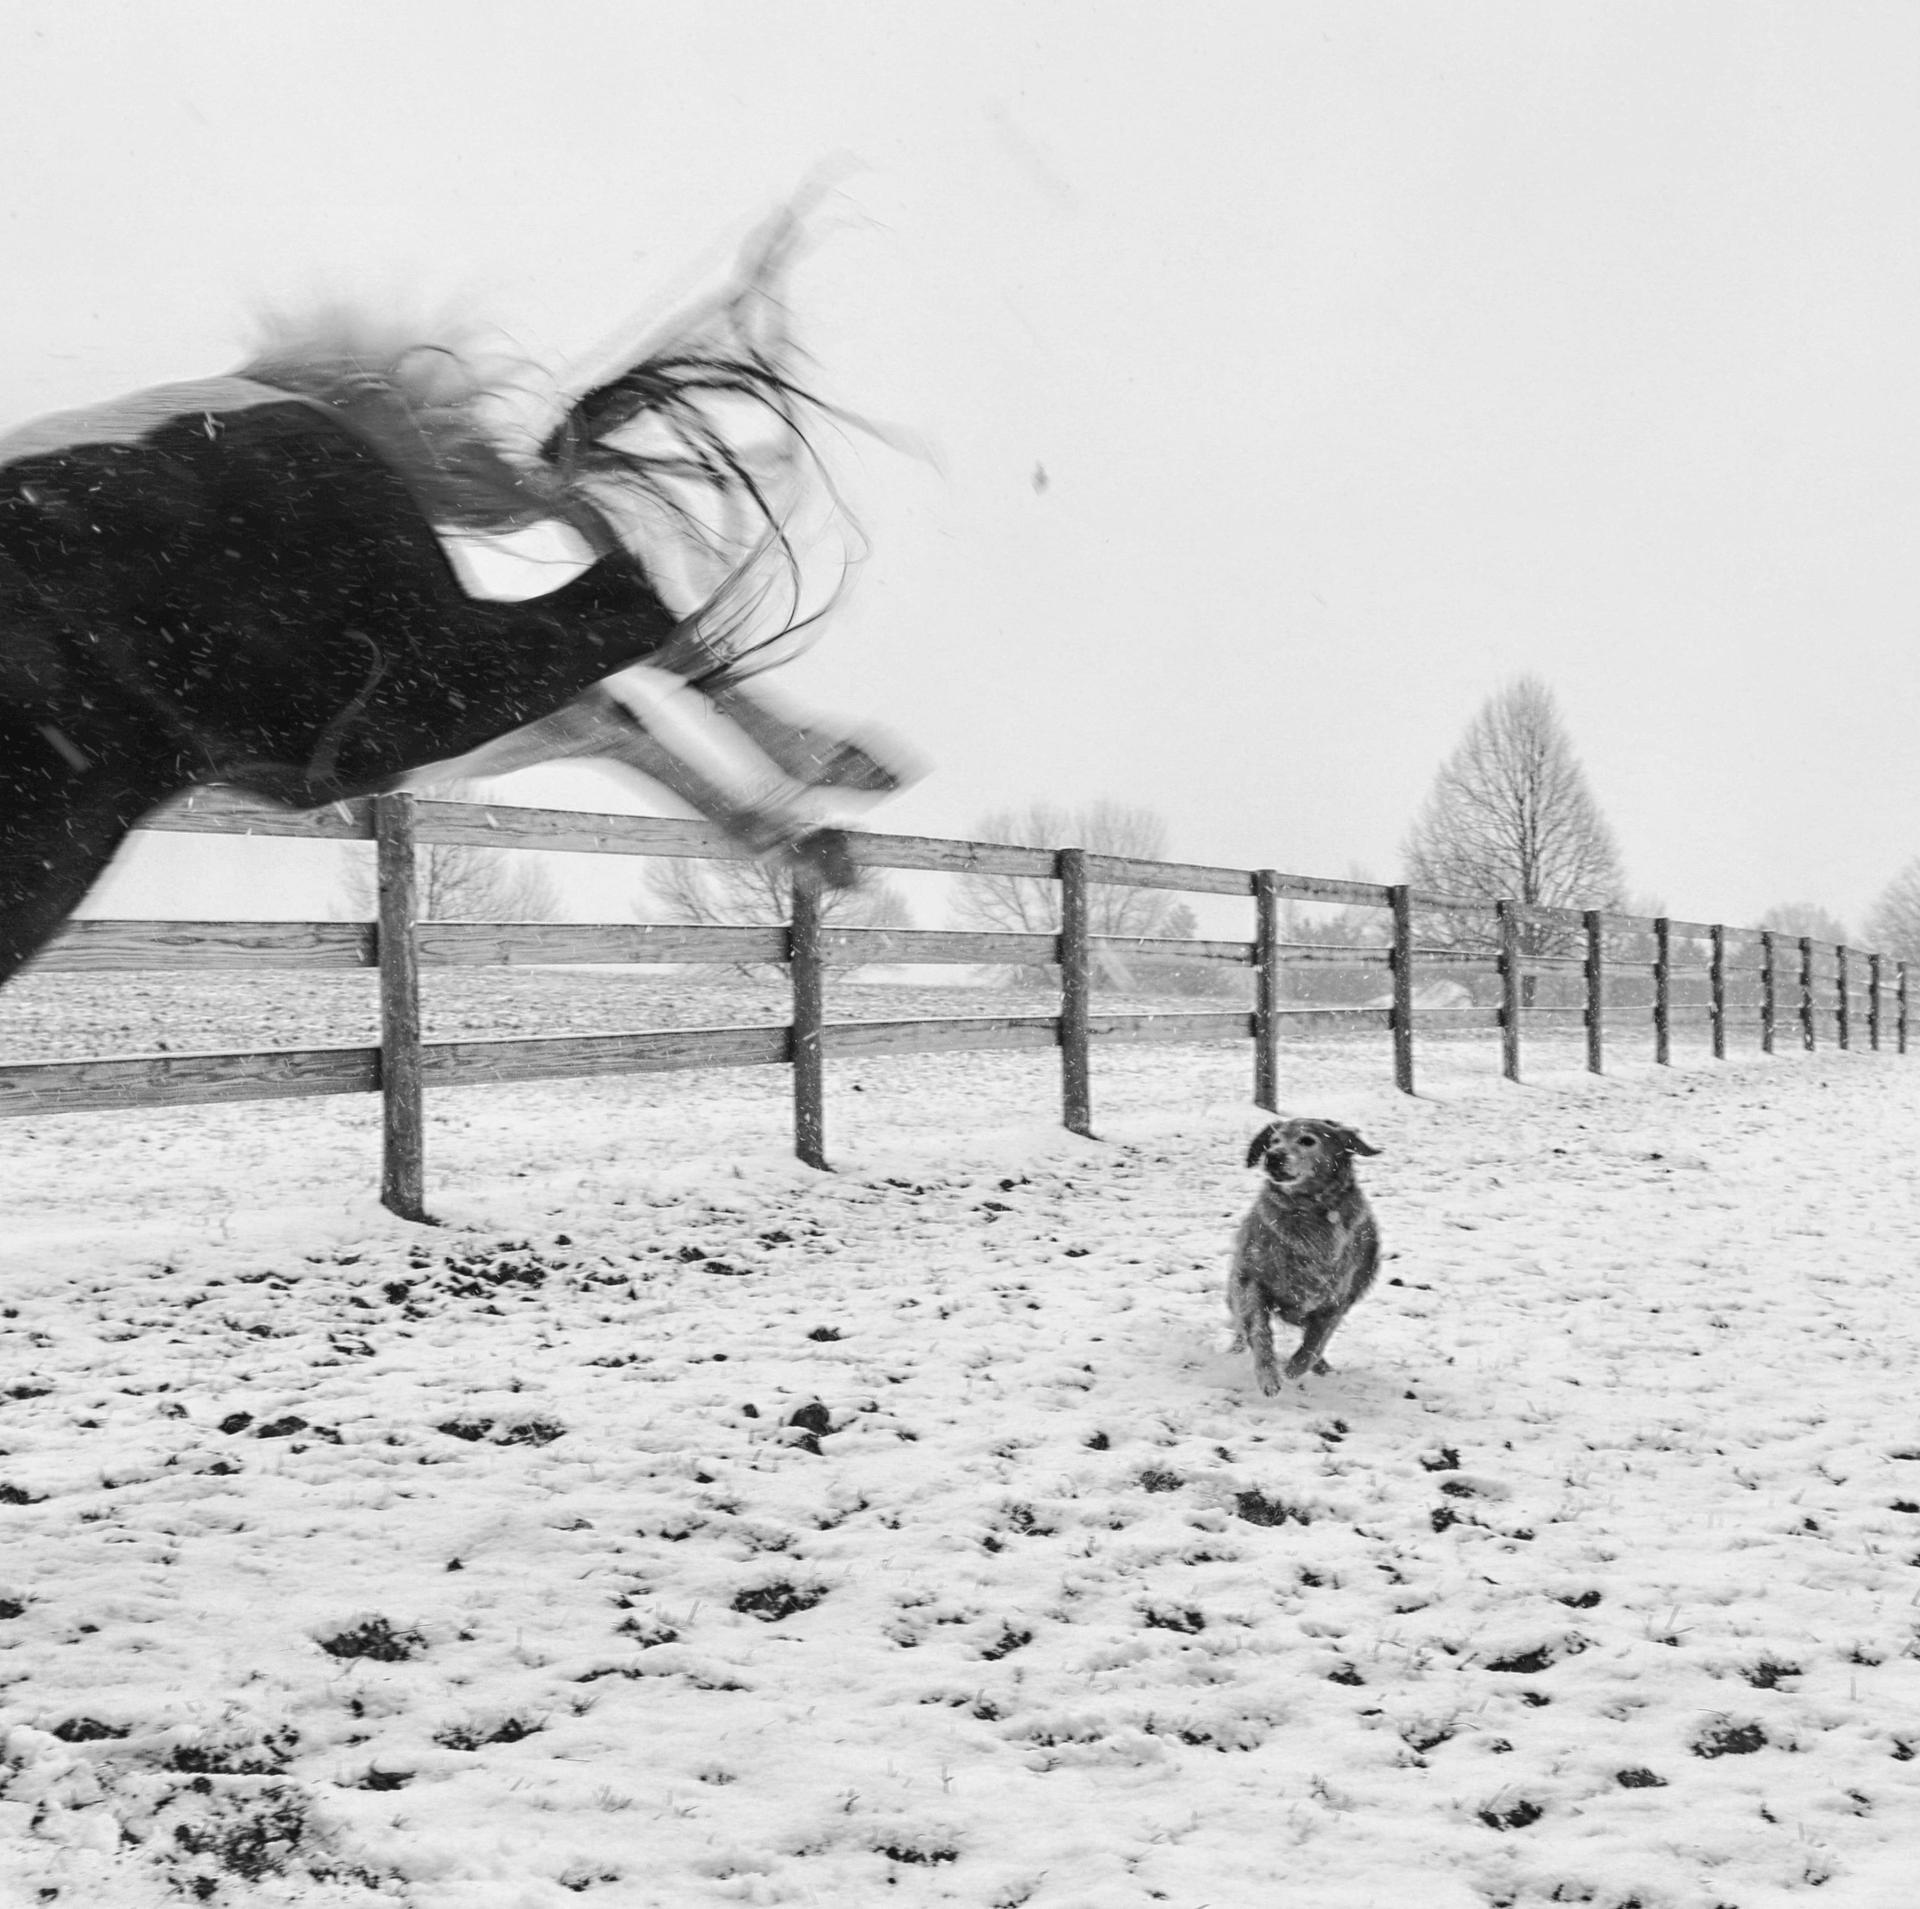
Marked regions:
[422,687,856,887]
[701,679,911,794]
[0,725,156,987]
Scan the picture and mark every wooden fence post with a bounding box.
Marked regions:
[1836,946,1852,1051]
[1653,917,1672,1066]
[1253,870,1281,1113]
[1584,910,1605,1074]
[1497,900,1522,1082]
[1389,884,1415,1095]
[789,869,827,1169]
[1868,953,1882,1051]
[1901,962,1910,1055]
[1799,937,1816,1051]
[1760,930,1776,1054]
[374,793,427,1222]
[1058,848,1092,1137]
[1710,924,1727,1060]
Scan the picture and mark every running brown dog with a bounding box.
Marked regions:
[1228,1118,1382,1394]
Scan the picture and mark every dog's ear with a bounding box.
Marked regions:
[1245,1121,1283,1168]
[1322,1121,1382,1159]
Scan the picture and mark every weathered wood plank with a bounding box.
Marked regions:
[1275,1006,1398,1034]
[1059,848,1092,1137]
[1093,934,1257,965]
[824,1017,1061,1060]
[1390,885,1415,1093]
[27,920,373,971]
[1270,944,1392,966]
[409,800,749,861]
[1091,1011,1256,1045]
[841,832,1056,878]
[820,928,1059,967]
[1583,910,1605,1075]
[790,875,827,1169]
[1409,889,1502,916]
[425,1024,789,1086]
[375,794,426,1222]
[137,789,373,839]
[1271,872,1394,907]
[1254,871,1281,1111]
[1498,901,1522,1082]
[417,923,789,967]
[0,1046,379,1116]
[1081,854,1256,898]
[1404,1008,1505,1030]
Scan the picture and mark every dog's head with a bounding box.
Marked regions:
[1245,1117,1381,1193]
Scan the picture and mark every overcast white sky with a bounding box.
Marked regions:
[6,2,1919,934]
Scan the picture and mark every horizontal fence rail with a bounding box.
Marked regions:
[5,790,1910,1218]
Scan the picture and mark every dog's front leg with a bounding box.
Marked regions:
[1285,1306,1346,1382]
[1231,1294,1283,1395]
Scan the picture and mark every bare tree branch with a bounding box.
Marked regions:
[644,854,910,976]
[950,800,1176,986]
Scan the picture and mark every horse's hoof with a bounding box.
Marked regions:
[810,736,908,794]
[791,827,856,889]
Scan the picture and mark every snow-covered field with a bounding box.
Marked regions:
[3,989,1918,1907]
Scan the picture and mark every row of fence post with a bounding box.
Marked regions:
[368,797,1910,1216]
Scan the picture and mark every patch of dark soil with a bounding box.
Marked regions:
[1143,1606,1205,1634]
[433,1715,544,1751]
[1693,1720,1767,1758]
[1477,1798,1543,1830]
[318,1618,425,1663]
[731,1581,828,1622]
[1233,1490,1310,1527]
[167,1727,298,1776]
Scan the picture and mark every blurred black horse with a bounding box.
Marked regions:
[0,228,902,988]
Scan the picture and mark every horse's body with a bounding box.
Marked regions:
[0,254,900,987]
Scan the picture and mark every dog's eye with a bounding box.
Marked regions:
[1299,1135,1318,1148]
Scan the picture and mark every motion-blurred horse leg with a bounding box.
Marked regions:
[425,685,856,887]
[700,678,910,794]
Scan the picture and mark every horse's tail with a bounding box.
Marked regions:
[239,211,858,687]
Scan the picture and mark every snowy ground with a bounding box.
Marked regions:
[2,995,1919,1907]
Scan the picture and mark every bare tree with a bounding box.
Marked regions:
[645,854,911,977]
[1403,678,1625,994]
[1865,859,1920,962]
[1758,902,1851,947]
[950,799,1174,987]
[338,781,560,921]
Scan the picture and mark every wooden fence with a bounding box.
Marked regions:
[3,791,1909,1219]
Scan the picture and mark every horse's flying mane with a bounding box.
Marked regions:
[238,214,858,684]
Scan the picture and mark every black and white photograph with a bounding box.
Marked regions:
[3,5,1917,1904]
